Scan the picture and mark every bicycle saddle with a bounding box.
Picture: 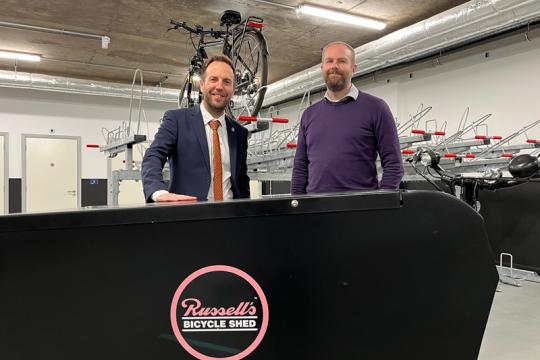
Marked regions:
[220,10,242,27]
[508,153,540,178]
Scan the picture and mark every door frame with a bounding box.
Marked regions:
[0,132,8,214]
[21,134,81,212]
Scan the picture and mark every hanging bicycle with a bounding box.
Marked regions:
[169,10,269,120]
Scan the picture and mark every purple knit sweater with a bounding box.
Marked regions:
[291,91,404,194]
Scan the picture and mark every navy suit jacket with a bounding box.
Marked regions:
[141,106,250,202]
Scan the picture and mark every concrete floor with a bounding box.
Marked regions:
[479,281,540,359]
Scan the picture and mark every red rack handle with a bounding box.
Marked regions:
[86,144,100,148]
[401,149,415,155]
[433,131,446,136]
[492,136,502,140]
[474,135,487,140]
[501,153,514,158]
[238,116,258,122]
[411,129,425,134]
[465,153,476,159]
[527,139,538,144]
[286,142,297,149]
[444,153,457,158]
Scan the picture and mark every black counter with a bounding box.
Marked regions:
[0,190,498,360]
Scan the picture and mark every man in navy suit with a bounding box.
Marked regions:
[142,55,250,202]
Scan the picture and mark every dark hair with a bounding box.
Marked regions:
[201,55,235,79]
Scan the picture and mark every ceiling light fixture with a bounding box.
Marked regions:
[0,50,41,62]
[0,21,111,49]
[296,4,386,30]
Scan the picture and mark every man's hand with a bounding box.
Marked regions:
[156,193,197,202]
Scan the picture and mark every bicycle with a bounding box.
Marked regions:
[408,147,540,211]
[169,10,269,121]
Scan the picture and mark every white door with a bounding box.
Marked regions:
[24,136,80,213]
[0,134,6,215]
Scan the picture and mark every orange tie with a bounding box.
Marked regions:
[209,120,223,200]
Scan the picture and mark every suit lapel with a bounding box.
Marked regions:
[191,107,211,174]
[226,116,238,179]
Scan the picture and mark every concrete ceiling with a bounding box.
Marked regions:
[0,0,468,89]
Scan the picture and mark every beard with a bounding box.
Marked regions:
[202,90,230,114]
[324,71,347,92]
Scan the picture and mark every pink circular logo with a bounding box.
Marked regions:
[170,265,269,360]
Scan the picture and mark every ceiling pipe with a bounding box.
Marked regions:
[263,0,540,107]
[0,70,179,102]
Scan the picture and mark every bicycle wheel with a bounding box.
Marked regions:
[227,30,268,119]
[178,72,202,108]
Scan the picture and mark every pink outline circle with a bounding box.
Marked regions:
[170,265,269,360]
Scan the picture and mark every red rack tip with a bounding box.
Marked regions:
[434,131,446,136]
[492,136,502,140]
[501,153,514,158]
[474,135,487,140]
[444,153,457,158]
[401,149,415,154]
[465,153,476,159]
[411,129,425,134]
[272,117,289,123]
[527,139,538,144]
[86,144,100,148]
[286,142,297,149]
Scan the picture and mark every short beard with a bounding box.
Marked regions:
[204,99,227,116]
[324,74,347,92]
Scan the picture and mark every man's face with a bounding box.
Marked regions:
[200,61,235,114]
[321,44,357,92]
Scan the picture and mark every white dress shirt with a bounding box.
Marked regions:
[151,104,233,201]
[324,84,359,102]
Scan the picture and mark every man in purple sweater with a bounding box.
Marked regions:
[291,42,404,194]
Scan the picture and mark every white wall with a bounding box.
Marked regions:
[267,34,540,143]
[0,87,172,178]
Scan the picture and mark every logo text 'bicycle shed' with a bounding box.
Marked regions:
[170,265,269,360]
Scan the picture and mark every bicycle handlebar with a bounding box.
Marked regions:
[169,19,227,37]
[409,147,540,192]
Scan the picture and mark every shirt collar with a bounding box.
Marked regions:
[324,84,359,103]
[200,103,226,127]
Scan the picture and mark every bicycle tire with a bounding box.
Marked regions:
[177,75,189,108]
[227,29,268,119]
[178,73,202,109]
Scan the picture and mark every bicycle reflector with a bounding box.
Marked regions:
[509,154,540,178]
[247,21,264,29]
